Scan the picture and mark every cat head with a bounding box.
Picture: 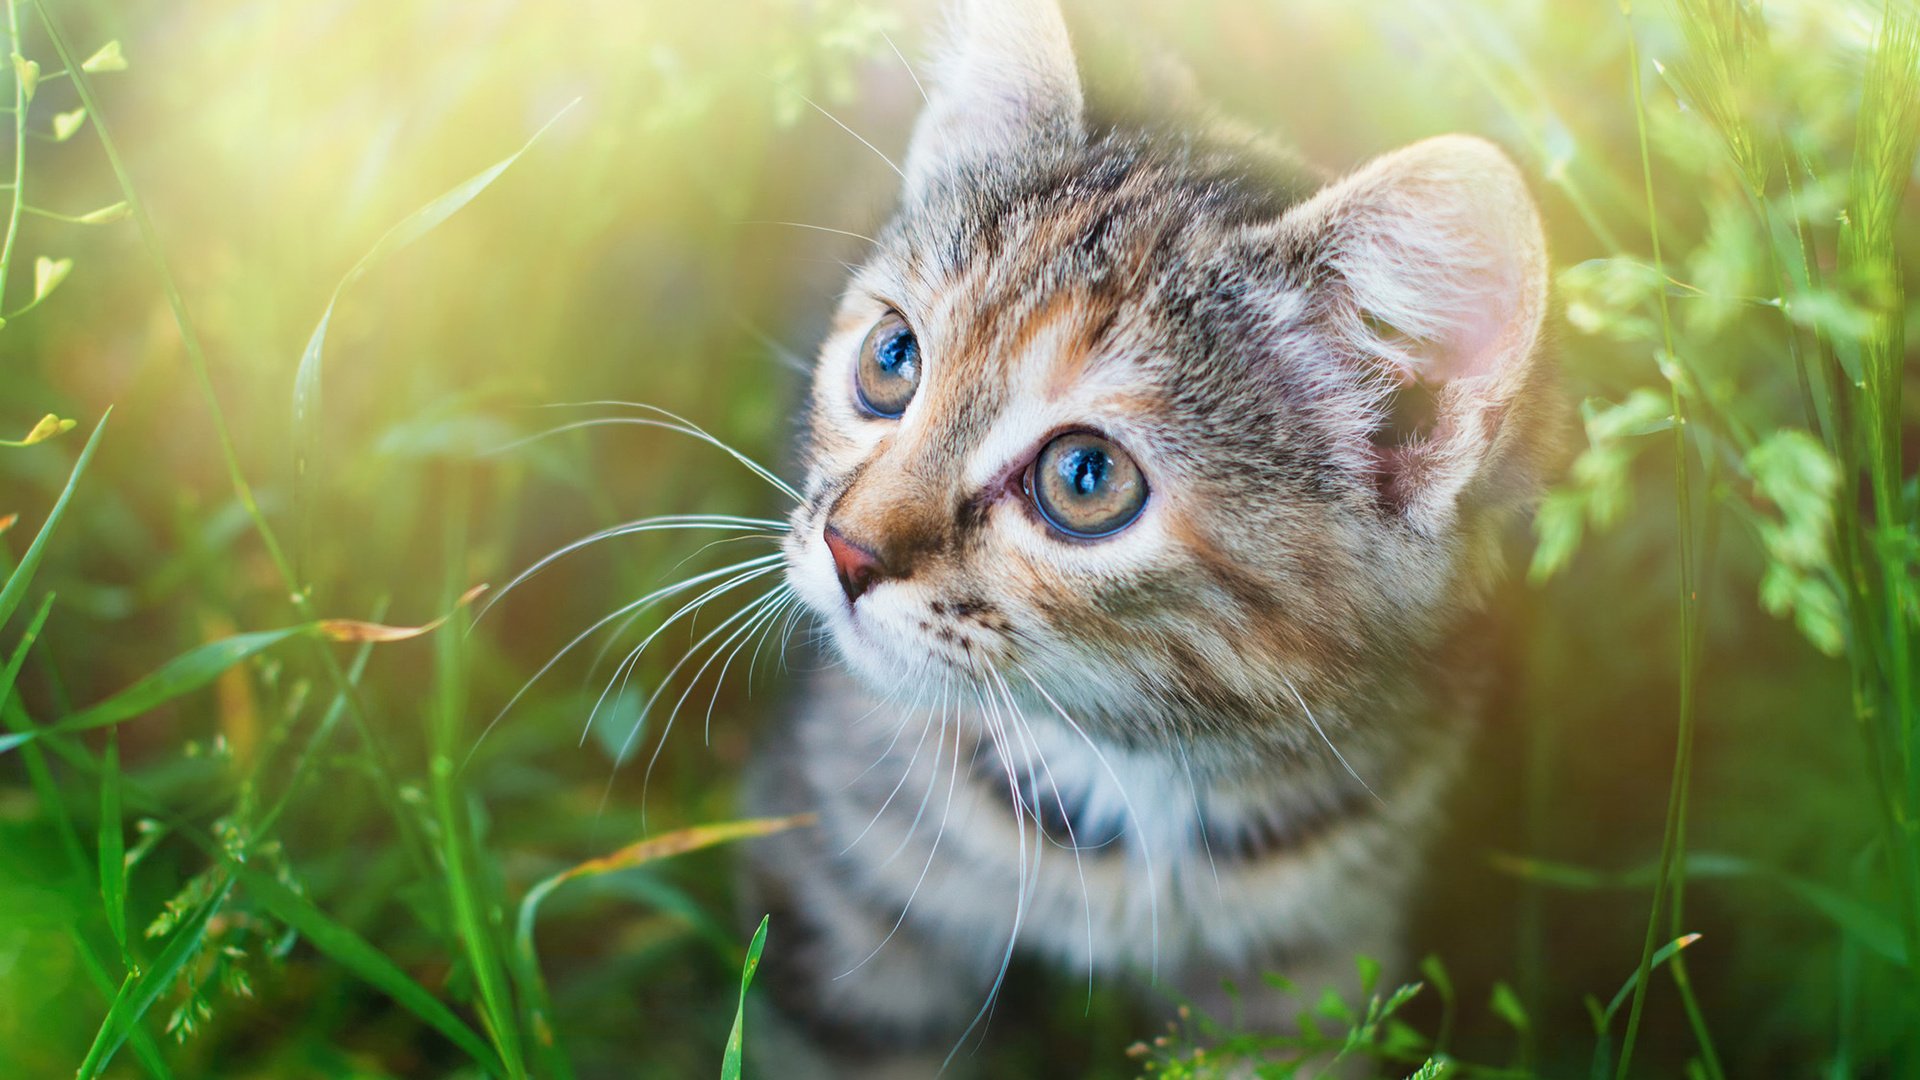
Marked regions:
[783,0,1554,756]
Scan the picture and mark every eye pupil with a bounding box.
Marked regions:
[877,329,917,375]
[1063,448,1105,496]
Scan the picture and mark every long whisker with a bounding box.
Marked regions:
[1176,736,1223,904]
[507,401,803,503]
[989,664,1096,1010]
[877,680,953,869]
[882,30,930,104]
[948,680,1038,1068]
[1018,664,1162,980]
[736,220,879,246]
[730,314,814,375]
[627,586,794,812]
[579,534,787,684]
[1281,674,1385,804]
[474,514,787,626]
[465,553,785,767]
[841,683,939,855]
[743,592,803,696]
[585,564,786,749]
[502,415,801,504]
[803,95,905,179]
[700,587,798,744]
[839,687,964,978]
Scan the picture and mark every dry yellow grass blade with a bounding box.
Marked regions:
[316,583,488,643]
[545,813,815,890]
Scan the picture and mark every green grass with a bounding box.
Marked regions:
[2,0,1918,1077]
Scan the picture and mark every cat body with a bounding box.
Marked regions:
[740,0,1554,1073]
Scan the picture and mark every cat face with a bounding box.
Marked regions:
[784,0,1553,754]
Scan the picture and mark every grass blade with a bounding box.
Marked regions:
[424,484,529,1079]
[231,863,504,1074]
[0,408,108,634]
[99,731,127,959]
[21,626,313,748]
[512,814,813,1080]
[292,101,578,572]
[76,875,233,1079]
[721,914,770,1080]
[1600,933,1702,1030]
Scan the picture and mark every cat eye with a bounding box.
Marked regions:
[1027,431,1148,539]
[854,311,921,418]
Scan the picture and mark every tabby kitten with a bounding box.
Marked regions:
[740,0,1554,1073]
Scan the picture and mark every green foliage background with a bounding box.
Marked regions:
[1,0,1916,1076]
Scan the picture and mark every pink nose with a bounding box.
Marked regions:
[823,526,885,604]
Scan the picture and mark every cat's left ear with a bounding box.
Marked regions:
[1269,135,1554,531]
[903,0,1085,194]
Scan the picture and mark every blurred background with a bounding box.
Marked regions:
[0,0,1914,1076]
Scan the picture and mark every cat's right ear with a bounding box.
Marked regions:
[903,0,1085,194]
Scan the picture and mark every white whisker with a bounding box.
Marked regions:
[803,95,905,179]
[1281,674,1384,805]
[464,553,784,767]
[700,587,798,743]
[511,401,803,503]
[837,695,963,979]
[989,663,1095,1009]
[1176,736,1223,904]
[882,30,930,104]
[474,514,786,626]
[841,683,939,855]
[1018,665,1162,980]
[627,587,793,810]
[737,219,879,246]
[581,562,786,749]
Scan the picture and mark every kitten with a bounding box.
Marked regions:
[740,0,1554,1074]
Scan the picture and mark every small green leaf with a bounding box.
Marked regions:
[11,52,38,102]
[1356,954,1381,997]
[33,255,72,303]
[80,39,126,73]
[1418,955,1454,1004]
[0,412,77,447]
[76,202,131,225]
[0,409,109,634]
[721,915,770,1080]
[52,106,86,141]
[1489,980,1529,1034]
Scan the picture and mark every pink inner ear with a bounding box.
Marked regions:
[1425,264,1518,384]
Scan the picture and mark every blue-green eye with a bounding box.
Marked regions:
[1029,431,1148,539]
[855,311,920,417]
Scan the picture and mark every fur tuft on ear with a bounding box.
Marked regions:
[1270,135,1554,529]
[904,0,1085,193]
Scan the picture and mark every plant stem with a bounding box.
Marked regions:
[431,471,527,1078]
[1615,9,1705,1076]
[0,0,26,315]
